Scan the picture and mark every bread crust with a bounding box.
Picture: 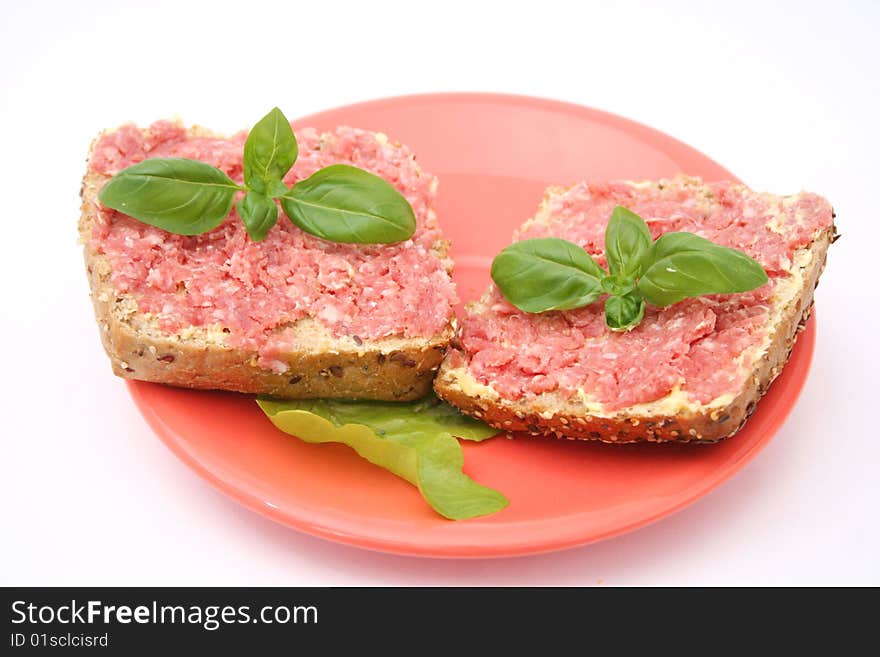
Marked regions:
[435,224,835,444]
[80,128,452,401]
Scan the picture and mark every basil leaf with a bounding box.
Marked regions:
[256,395,506,520]
[490,237,604,312]
[237,191,278,242]
[243,107,298,195]
[98,158,239,235]
[638,232,769,306]
[605,292,646,331]
[281,164,416,244]
[605,205,653,278]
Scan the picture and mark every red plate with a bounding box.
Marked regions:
[128,93,816,557]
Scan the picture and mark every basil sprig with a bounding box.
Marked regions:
[491,205,768,331]
[98,108,416,244]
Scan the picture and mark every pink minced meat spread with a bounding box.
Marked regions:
[458,180,832,410]
[89,121,457,372]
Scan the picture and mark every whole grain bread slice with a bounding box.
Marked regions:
[80,127,452,401]
[434,180,836,443]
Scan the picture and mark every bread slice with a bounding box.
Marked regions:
[80,124,453,401]
[434,177,836,443]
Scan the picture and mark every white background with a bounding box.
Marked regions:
[1,0,877,586]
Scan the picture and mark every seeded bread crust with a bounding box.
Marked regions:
[434,204,835,444]
[80,127,452,401]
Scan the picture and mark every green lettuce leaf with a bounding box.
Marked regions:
[256,394,507,520]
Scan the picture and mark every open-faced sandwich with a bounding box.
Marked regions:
[80,111,455,401]
[435,176,836,443]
